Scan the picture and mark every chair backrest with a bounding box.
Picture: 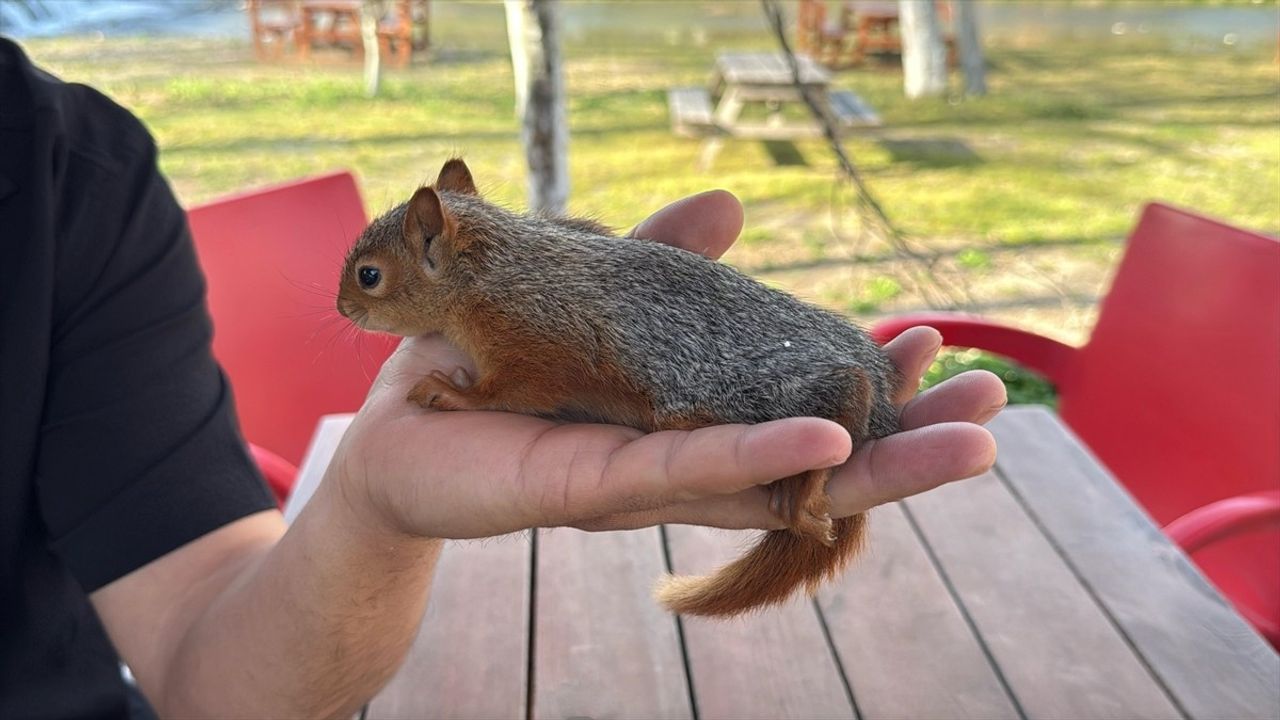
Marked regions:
[1062,202,1279,626]
[187,172,396,468]
[1064,203,1280,521]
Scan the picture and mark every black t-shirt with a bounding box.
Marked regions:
[0,39,276,719]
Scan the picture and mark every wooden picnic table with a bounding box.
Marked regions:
[295,0,363,61]
[284,406,1280,719]
[291,0,425,67]
[668,51,880,142]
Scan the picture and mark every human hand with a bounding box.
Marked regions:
[327,191,1006,540]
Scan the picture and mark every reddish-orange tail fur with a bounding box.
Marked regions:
[655,507,868,617]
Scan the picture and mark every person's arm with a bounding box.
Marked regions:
[91,191,1004,718]
[92,491,437,717]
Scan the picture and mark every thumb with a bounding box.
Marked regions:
[628,190,744,260]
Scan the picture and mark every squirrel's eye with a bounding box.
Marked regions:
[357,266,381,290]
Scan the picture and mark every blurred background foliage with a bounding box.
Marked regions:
[924,349,1059,408]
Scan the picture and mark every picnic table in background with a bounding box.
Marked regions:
[295,0,363,60]
[283,407,1280,719]
[796,0,957,69]
[668,51,881,142]
[247,0,429,67]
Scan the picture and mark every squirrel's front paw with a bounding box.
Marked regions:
[407,369,474,410]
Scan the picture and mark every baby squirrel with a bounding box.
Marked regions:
[337,159,900,617]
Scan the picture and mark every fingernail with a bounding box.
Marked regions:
[978,400,1008,424]
[915,334,943,377]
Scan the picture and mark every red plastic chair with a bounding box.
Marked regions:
[873,202,1280,647]
[187,172,398,504]
[248,442,300,504]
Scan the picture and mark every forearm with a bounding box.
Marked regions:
[155,473,442,718]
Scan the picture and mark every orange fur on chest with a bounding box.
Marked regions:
[440,296,655,428]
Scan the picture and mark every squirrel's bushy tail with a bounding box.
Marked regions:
[655,512,867,617]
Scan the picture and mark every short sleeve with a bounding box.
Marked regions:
[35,89,275,591]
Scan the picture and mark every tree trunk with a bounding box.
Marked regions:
[361,0,382,98]
[505,0,568,214]
[953,0,987,96]
[899,0,946,99]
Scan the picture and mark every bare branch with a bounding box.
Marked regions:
[760,0,967,310]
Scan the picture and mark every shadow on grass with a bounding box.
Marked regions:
[1067,125,1185,155]
[761,141,809,167]
[427,48,510,65]
[877,137,983,168]
[743,234,1122,274]
[1100,90,1280,110]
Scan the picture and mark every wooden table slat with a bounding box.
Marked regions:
[818,502,1022,719]
[282,414,350,524]
[905,470,1183,719]
[990,408,1280,720]
[665,525,855,720]
[366,534,532,720]
[285,408,1279,720]
[532,527,693,720]
[717,51,830,86]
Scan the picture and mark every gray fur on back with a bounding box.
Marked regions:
[440,192,900,440]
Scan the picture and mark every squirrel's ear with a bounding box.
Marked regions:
[403,186,456,261]
[435,158,477,196]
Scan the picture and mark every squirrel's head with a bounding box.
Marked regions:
[337,158,479,335]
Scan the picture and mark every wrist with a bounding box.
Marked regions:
[321,432,441,550]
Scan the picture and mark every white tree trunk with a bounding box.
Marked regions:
[899,0,947,99]
[953,0,987,96]
[361,0,382,98]
[505,0,568,214]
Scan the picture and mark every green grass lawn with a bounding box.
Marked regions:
[17,5,1279,403]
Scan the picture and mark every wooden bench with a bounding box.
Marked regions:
[669,53,884,167]
[666,87,718,138]
[828,89,882,127]
[247,0,302,61]
[292,0,428,67]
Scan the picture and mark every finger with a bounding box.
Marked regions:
[593,422,996,532]
[396,334,474,373]
[900,370,1008,429]
[583,486,770,532]
[555,417,851,520]
[371,334,476,396]
[881,326,943,406]
[828,423,996,514]
[628,189,744,260]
